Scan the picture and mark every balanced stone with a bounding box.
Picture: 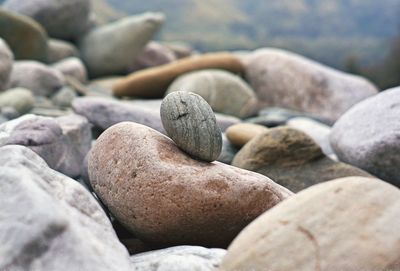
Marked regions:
[89,122,291,247]
[161,91,222,162]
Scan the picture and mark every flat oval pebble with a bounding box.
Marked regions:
[88,122,292,247]
[161,91,222,162]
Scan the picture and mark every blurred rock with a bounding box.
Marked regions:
[129,41,176,72]
[0,38,13,90]
[0,87,34,115]
[51,86,77,108]
[52,57,87,83]
[47,39,79,63]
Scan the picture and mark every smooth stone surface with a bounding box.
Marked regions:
[330,86,400,186]
[0,87,34,115]
[287,117,334,156]
[0,114,92,178]
[0,145,132,271]
[0,38,13,90]
[89,122,292,247]
[52,57,88,83]
[220,177,400,271]
[130,246,226,271]
[47,38,79,63]
[166,69,257,118]
[232,127,371,192]
[79,12,164,78]
[8,61,65,96]
[218,134,239,165]
[51,86,77,108]
[161,91,222,162]
[214,113,241,132]
[87,76,121,97]
[225,123,268,147]
[129,41,176,72]
[3,0,91,40]
[243,48,378,122]
[113,52,244,98]
[72,97,165,134]
[0,9,48,62]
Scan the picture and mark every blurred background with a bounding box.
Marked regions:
[91,0,399,89]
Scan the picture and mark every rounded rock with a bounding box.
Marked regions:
[161,91,222,162]
[0,38,13,91]
[225,123,268,147]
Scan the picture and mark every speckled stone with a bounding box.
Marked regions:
[88,122,292,247]
[161,91,222,162]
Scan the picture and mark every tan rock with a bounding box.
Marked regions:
[113,52,244,98]
[88,122,291,247]
[225,123,268,147]
[220,177,400,271]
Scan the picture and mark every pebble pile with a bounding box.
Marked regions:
[0,1,398,271]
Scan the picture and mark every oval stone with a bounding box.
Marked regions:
[161,91,222,162]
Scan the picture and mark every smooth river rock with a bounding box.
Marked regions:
[0,87,34,115]
[243,48,378,122]
[220,177,400,271]
[0,38,13,90]
[232,127,371,192]
[166,69,257,118]
[0,145,132,271]
[89,122,292,247]
[129,41,176,72]
[161,91,222,162]
[47,38,79,63]
[113,52,244,98]
[330,86,400,186]
[225,123,268,147]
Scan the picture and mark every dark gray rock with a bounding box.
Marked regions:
[0,87,34,115]
[0,38,13,90]
[217,134,239,165]
[2,0,91,40]
[0,145,132,271]
[8,61,65,96]
[47,39,79,63]
[161,91,222,162]
[130,246,226,271]
[330,86,400,186]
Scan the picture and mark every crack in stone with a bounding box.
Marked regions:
[297,225,321,271]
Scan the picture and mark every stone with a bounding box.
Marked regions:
[113,52,244,98]
[214,113,241,132]
[52,57,88,83]
[0,145,132,271]
[0,87,34,115]
[330,86,400,186]
[232,127,371,192]
[0,114,92,178]
[164,41,194,59]
[218,134,239,165]
[166,69,257,118]
[0,9,48,62]
[129,41,176,72]
[287,117,334,156]
[2,0,91,40]
[51,86,77,108]
[89,122,292,247]
[79,12,164,78]
[161,91,222,162]
[243,48,378,122]
[87,76,122,97]
[47,38,79,63]
[1,106,19,120]
[130,246,226,271]
[0,38,13,90]
[72,97,166,134]
[8,60,65,96]
[220,177,400,271]
[225,123,268,147]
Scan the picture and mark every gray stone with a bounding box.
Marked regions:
[167,69,257,118]
[0,114,92,178]
[330,86,400,186]
[51,86,77,108]
[217,134,239,165]
[257,107,333,126]
[2,0,91,40]
[130,246,226,271]
[52,57,88,83]
[0,38,13,90]
[1,106,19,120]
[79,12,164,78]
[0,145,132,271]
[47,39,79,63]
[129,41,176,72]
[243,48,378,122]
[0,9,48,62]
[214,113,241,132]
[8,61,65,96]
[72,97,165,134]
[161,91,222,162]
[0,87,34,115]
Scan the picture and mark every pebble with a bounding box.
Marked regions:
[129,41,176,72]
[47,39,80,63]
[225,123,268,147]
[51,86,78,108]
[0,87,34,115]
[0,38,13,91]
[89,122,291,247]
[52,57,88,83]
[161,91,222,162]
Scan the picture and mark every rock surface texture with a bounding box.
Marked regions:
[220,177,400,271]
[89,122,292,247]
